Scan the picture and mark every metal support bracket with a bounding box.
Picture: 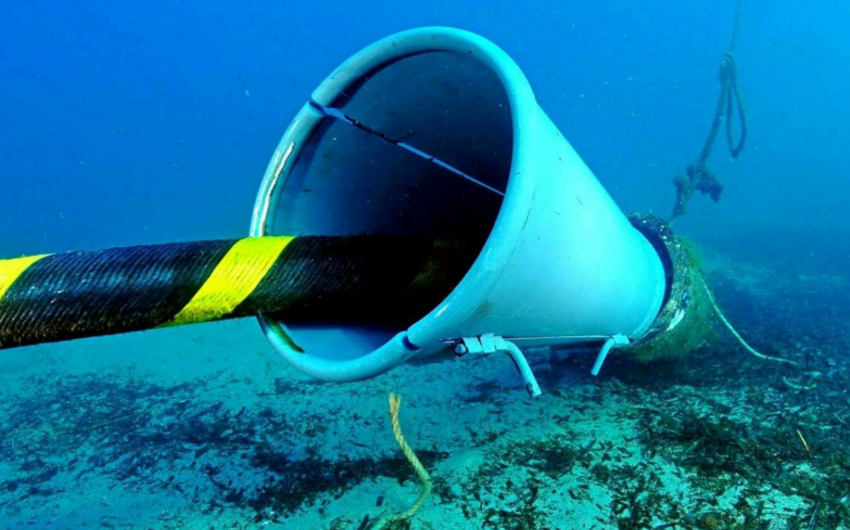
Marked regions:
[454,334,542,398]
[591,334,630,376]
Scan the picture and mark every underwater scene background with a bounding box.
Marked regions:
[1,1,849,529]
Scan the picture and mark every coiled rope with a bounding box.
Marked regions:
[671,0,748,220]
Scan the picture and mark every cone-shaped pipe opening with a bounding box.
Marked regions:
[254,44,513,362]
[252,27,667,383]
[274,51,511,238]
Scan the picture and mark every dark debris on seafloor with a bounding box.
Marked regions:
[1,266,849,530]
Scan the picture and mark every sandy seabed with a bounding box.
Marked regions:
[1,240,848,530]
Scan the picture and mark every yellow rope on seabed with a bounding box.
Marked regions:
[370,392,433,529]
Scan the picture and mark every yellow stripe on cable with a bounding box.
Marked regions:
[407,239,447,289]
[0,254,50,302]
[162,236,294,326]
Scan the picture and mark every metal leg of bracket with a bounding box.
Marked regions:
[591,334,630,376]
[455,334,542,398]
[501,340,542,397]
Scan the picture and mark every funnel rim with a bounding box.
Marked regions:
[250,26,541,381]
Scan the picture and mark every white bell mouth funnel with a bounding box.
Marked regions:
[250,26,668,383]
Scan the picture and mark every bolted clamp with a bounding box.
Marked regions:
[454,334,542,398]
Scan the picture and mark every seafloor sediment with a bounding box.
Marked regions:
[0,233,847,530]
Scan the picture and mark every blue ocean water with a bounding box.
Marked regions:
[1,1,849,529]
